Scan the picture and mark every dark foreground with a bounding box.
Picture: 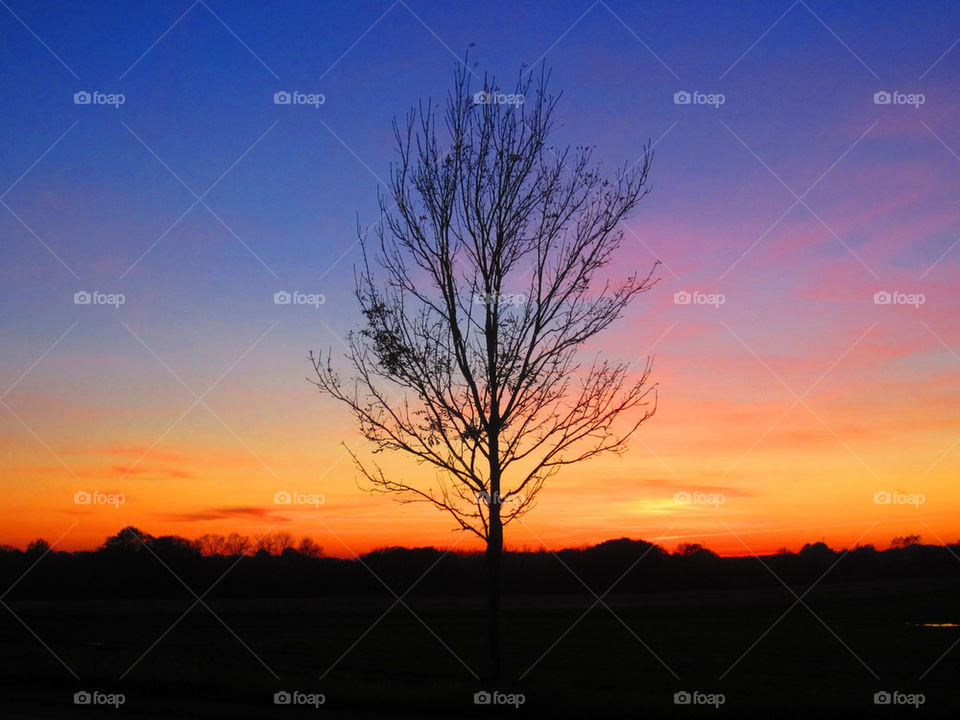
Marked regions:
[1,576,958,718]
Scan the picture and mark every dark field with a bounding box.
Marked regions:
[2,577,958,718]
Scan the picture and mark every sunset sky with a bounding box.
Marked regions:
[2,0,959,558]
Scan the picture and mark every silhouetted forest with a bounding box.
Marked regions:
[2,528,956,599]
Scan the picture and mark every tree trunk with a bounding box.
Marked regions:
[486,502,503,683]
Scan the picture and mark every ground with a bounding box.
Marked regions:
[1,577,957,717]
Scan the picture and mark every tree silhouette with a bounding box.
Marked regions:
[255,531,295,555]
[891,534,922,549]
[25,538,50,557]
[100,526,155,552]
[311,59,658,680]
[297,537,323,557]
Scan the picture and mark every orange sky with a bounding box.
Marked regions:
[3,294,957,558]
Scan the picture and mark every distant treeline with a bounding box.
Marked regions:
[1,529,957,599]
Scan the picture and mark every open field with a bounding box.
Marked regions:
[2,577,958,717]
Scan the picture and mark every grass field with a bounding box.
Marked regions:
[2,576,958,717]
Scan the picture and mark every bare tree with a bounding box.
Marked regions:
[256,531,295,555]
[223,532,253,556]
[195,533,227,556]
[297,536,323,557]
[311,59,658,680]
